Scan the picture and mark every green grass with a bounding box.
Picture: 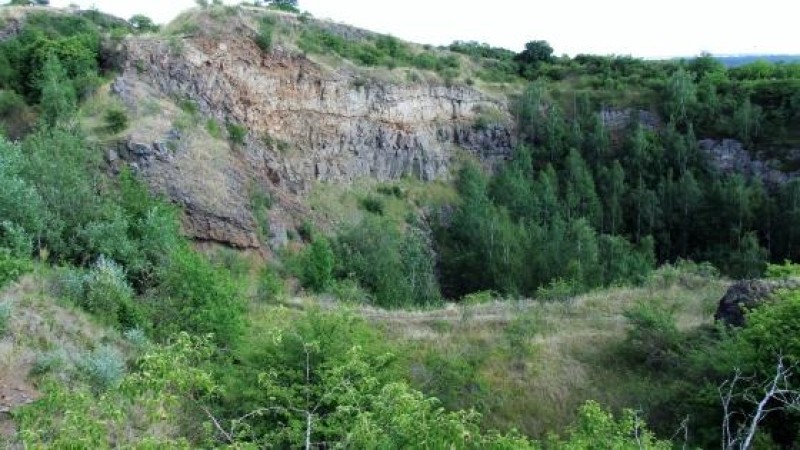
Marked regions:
[308,177,457,230]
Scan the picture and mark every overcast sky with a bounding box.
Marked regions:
[45,0,799,58]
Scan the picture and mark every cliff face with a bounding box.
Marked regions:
[112,17,513,248]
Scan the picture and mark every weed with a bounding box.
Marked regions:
[360,195,385,215]
[123,328,148,349]
[376,185,405,199]
[257,268,285,303]
[167,36,184,55]
[104,107,128,134]
[0,250,32,289]
[249,183,272,240]
[331,278,370,304]
[255,16,276,53]
[206,118,222,139]
[31,349,67,377]
[226,121,248,146]
[134,60,146,74]
[79,345,125,391]
[0,300,10,335]
[276,139,290,153]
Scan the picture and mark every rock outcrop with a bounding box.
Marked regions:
[111,13,514,248]
[699,139,799,187]
[714,278,800,327]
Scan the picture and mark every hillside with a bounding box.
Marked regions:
[101,7,515,250]
[0,2,800,448]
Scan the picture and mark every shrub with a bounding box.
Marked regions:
[0,300,10,335]
[765,260,800,279]
[257,267,284,303]
[623,301,682,370]
[472,105,505,130]
[254,17,275,53]
[0,249,32,289]
[249,183,271,240]
[330,278,370,304]
[123,327,148,349]
[31,350,67,377]
[360,195,385,215]
[376,184,405,199]
[79,345,125,392]
[57,257,144,330]
[226,121,248,146]
[535,278,578,301]
[505,311,540,360]
[333,217,440,308]
[205,118,222,139]
[80,257,140,328]
[300,236,335,292]
[103,107,128,133]
[151,246,245,347]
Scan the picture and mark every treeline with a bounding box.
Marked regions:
[435,75,800,299]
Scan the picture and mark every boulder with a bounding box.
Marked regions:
[714,278,800,327]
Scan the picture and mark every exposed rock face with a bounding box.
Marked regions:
[699,139,799,187]
[714,278,800,327]
[600,108,660,132]
[113,23,514,248]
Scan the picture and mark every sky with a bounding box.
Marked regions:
[44,0,799,59]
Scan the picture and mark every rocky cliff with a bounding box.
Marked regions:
[110,10,514,249]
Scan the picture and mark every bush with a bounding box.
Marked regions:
[123,327,148,349]
[330,277,370,304]
[765,260,800,279]
[103,107,128,133]
[79,345,125,392]
[376,184,405,199]
[299,236,335,292]
[0,249,32,289]
[333,217,440,308]
[360,195,385,215]
[254,17,275,53]
[66,256,142,329]
[31,350,67,377]
[257,267,284,303]
[226,121,248,146]
[0,300,10,335]
[151,246,245,347]
[535,278,578,301]
[205,118,222,139]
[623,301,682,370]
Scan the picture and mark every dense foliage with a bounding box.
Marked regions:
[435,57,800,298]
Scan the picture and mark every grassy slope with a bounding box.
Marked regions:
[362,267,725,437]
[0,271,129,444]
[243,263,727,439]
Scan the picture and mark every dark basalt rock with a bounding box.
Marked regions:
[714,278,800,327]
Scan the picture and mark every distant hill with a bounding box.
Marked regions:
[712,54,800,67]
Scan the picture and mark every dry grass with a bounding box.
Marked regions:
[353,268,728,437]
[0,270,128,441]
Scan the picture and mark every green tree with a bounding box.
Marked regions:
[732,97,763,145]
[302,235,335,292]
[516,41,553,66]
[598,161,625,235]
[564,149,601,228]
[663,67,698,126]
[37,54,76,126]
[129,14,159,33]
